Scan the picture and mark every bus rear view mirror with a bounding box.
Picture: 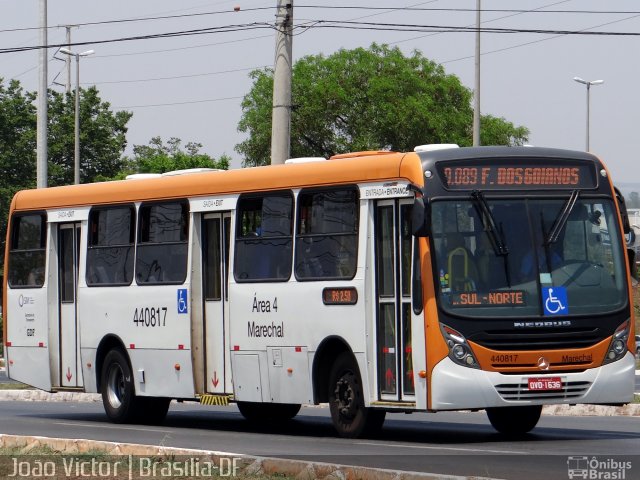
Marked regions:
[412,197,430,236]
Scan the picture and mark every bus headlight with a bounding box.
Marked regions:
[440,323,480,369]
[603,320,630,365]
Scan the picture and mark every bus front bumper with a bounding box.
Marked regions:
[430,352,636,411]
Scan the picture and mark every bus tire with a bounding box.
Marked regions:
[101,349,139,423]
[237,402,301,422]
[486,405,542,435]
[328,353,385,438]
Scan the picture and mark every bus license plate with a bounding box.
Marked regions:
[528,377,562,391]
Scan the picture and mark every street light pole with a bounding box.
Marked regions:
[59,48,94,184]
[573,77,604,152]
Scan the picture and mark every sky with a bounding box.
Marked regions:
[2,0,640,185]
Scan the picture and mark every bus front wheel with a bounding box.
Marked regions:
[328,353,385,438]
[486,405,542,435]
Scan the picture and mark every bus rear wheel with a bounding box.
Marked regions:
[101,349,138,423]
[328,353,386,438]
[486,405,542,435]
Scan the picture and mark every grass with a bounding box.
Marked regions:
[0,382,32,390]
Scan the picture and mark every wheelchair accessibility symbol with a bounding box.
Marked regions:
[177,289,188,314]
[542,287,568,316]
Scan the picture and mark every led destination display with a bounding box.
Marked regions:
[439,161,597,190]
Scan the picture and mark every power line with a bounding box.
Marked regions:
[84,65,268,85]
[6,18,640,56]
[299,20,640,36]
[0,7,275,34]
[297,5,640,15]
[93,33,273,59]
[390,0,572,46]
[441,12,640,64]
[4,4,639,35]
[0,23,275,55]
[115,95,244,109]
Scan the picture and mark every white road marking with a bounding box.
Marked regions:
[356,441,524,455]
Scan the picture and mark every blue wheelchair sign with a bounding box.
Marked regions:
[177,289,188,314]
[542,287,568,316]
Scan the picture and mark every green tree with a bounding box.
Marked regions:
[0,78,133,263]
[0,79,37,265]
[118,136,229,177]
[236,44,529,167]
[48,86,132,185]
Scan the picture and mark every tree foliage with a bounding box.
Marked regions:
[118,136,229,177]
[236,44,529,167]
[0,78,132,261]
[48,87,132,185]
[0,79,37,268]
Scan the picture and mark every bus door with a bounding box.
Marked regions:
[58,222,81,388]
[202,212,232,394]
[374,199,415,402]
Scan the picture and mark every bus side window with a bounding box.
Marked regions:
[136,201,189,285]
[234,192,293,282]
[86,205,135,286]
[294,187,358,281]
[8,213,47,288]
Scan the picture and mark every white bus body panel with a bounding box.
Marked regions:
[430,353,636,410]
[77,283,194,397]
[6,283,51,390]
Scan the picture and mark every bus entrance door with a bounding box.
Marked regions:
[374,200,415,402]
[58,222,82,388]
[202,213,232,394]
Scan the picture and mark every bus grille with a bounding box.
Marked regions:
[471,328,602,351]
[495,381,591,401]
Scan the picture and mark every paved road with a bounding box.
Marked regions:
[0,400,638,480]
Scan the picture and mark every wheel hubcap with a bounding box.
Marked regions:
[106,364,125,409]
[334,373,357,419]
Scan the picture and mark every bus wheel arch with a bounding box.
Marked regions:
[95,335,128,393]
[312,336,353,404]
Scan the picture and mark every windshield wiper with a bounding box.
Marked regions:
[471,190,508,256]
[545,189,580,245]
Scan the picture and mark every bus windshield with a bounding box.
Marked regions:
[431,196,628,317]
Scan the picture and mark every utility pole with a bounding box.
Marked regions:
[270,0,293,165]
[37,0,48,188]
[65,26,73,94]
[472,0,481,147]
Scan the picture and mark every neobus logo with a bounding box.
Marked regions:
[514,320,572,328]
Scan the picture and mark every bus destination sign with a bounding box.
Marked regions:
[438,161,597,190]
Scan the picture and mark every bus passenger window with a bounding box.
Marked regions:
[86,205,135,286]
[294,187,358,281]
[234,192,293,282]
[136,201,189,285]
[8,213,47,288]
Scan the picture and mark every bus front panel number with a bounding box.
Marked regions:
[133,307,167,327]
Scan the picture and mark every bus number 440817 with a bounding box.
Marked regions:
[133,307,167,327]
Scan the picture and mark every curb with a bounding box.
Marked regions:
[0,389,638,415]
[0,434,491,480]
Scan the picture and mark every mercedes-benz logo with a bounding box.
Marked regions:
[537,357,550,371]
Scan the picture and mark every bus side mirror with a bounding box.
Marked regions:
[412,197,431,236]
[614,186,631,234]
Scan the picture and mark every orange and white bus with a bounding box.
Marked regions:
[3,146,636,437]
